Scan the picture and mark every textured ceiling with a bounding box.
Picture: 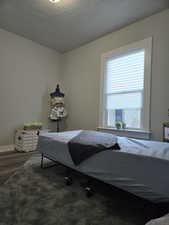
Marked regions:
[0,0,168,53]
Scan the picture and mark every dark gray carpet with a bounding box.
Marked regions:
[0,154,167,225]
[0,151,33,184]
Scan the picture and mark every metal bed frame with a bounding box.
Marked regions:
[40,153,169,211]
[40,153,94,197]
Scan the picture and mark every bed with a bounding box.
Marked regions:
[38,130,169,203]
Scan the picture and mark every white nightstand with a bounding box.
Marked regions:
[14,129,50,152]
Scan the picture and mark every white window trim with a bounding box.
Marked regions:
[97,127,152,140]
[99,37,152,134]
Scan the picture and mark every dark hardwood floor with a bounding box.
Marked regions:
[0,151,33,184]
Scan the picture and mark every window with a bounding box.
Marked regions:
[100,38,152,131]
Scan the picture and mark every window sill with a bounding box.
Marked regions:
[97,127,152,140]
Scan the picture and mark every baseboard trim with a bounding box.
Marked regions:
[0,145,14,153]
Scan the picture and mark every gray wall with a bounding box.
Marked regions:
[0,28,60,145]
[61,9,169,141]
[0,9,169,144]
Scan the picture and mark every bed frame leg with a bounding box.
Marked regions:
[41,153,44,169]
[64,169,73,186]
[40,154,58,169]
[80,179,95,197]
[85,186,94,198]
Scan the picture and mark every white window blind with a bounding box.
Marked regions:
[106,50,145,94]
[104,49,145,129]
[100,38,152,132]
[107,92,142,110]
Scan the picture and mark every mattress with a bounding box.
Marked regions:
[38,130,169,203]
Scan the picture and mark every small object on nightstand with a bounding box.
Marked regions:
[163,123,169,142]
[23,122,43,131]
